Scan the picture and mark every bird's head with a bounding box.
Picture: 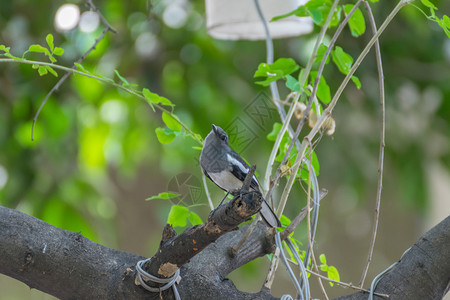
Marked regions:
[212,124,229,145]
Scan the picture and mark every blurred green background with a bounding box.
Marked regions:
[0,0,449,299]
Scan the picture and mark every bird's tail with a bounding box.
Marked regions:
[259,200,281,228]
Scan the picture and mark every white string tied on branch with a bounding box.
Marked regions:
[136,257,181,300]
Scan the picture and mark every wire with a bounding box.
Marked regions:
[136,258,181,300]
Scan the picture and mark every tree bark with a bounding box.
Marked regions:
[336,215,450,300]
[0,205,449,299]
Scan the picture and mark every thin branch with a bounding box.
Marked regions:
[2,57,203,145]
[306,143,329,300]
[359,0,386,287]
[202,172,214,210]
[86,0,117,34]
[304,268,389,298]
[31,0,116,140]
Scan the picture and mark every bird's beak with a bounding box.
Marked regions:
[212,124,218,134]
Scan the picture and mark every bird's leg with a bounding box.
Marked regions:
[218,192,229,206]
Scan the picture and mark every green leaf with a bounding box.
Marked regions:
[315,43,330,64]
[285,75,301,92]
[280,214,291,227]
[327,266,340,286]
[142,88,174,107]
[272,5,308,22]
[28,44,48,54]
[331,46,354,75]
[351,76,361,89]
[114,70,130,86]
[146,192,180,201]
[304,0,341,27]
[74,63,89,73]
[254,58,299,86]
[46,66,58,77]
[48,55,57,63]
[319,253,327,264]
[155,127,176,144]
[162,112,182,131]
[167,205,189,227]
[188,212,203,225]
[421,0,437,10]
[53,47,64,56]
[38,66,48,76]
[0,45,8,52]
[32,64,39,69]
[344,5,366,37]
[267,122,282,141]
[310,71,331,104]
[46,34,54,51]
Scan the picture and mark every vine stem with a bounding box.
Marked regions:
[359,0,386,288]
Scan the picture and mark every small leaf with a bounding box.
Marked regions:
[344,5,366,37]
[142,88,174,106]
[146,192,180,201]
[53,47,64,56]
[319,253,327,264]
[331,46,354,75]
[267,122,282,141]
[162,112,182,131]
[285,75,301,92]
[46,34,54,51]
[38,66,48,76]
[46,66,58,77]
[48,55,57,63]
[327,266,340,286]
[315,43,330,64]
[32,64,39,69]
[167,205,189,227]
[280,214,291,227]
[351,76,361,89]
[114,70,130,86]
[254,58,299,86]
[28,44,48,53]
[272,5,308,22]
[155,127,176,144]
[310,71,331,104]
[74,63,89,73]
[421,0,437,10]
[188,212,203,225]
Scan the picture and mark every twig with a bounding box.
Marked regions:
[262,246,281,291]
[2,57,203,145]
[359,0,386,287]
[305,142,329,300]
[304,268,389,298]
[231,166,262,256]
[86,0,117,34]
[202,172,214,210]
[31,0,116,141]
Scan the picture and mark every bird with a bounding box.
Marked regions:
[200,124,281,228]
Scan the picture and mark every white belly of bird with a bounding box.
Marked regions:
[208,170,243,193]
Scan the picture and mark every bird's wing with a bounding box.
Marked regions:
[226,151,260,191]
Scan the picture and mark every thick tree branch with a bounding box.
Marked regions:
[0,207,448,300]
[336,215,450,300]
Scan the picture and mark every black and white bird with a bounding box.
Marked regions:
[200,124,281,228]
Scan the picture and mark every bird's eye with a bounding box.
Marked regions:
[220,134,227,142]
